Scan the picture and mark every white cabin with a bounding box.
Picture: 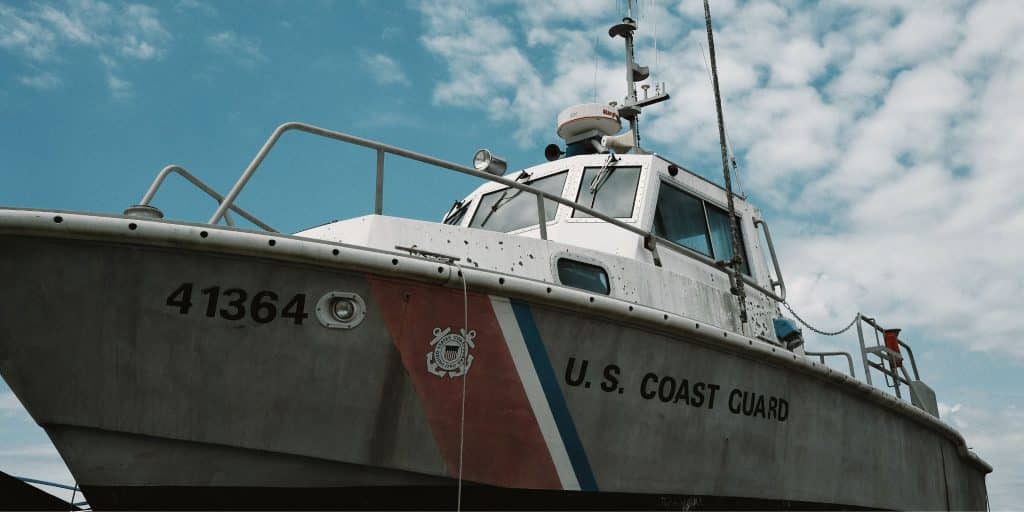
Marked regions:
[298,152,785,344]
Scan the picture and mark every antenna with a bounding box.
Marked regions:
[652,2,658,86]
[702,0,748,326]
[607,0,669,152]
[593,33,598,103]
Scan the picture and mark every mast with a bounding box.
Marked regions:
[608,0,668,152]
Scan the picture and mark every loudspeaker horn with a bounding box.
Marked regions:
[601,130,635,153]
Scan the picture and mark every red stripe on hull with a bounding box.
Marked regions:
[368,277,561,490]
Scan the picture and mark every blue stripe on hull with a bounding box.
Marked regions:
[510,299,598,492]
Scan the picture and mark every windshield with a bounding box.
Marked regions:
[469,171,568,233]
[573,165,642,218]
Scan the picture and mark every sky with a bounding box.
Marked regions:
[0,0,1022,507]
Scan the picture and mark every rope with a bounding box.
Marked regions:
[453,261,469,512]
[782,301,859,337]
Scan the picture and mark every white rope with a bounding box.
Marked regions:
[454,261,469,512]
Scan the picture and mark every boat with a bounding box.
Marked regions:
[0,1,991,509]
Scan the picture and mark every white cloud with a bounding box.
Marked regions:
[0,4,58,60]
[205,31,267,68]
[940,402,1024,509]
[361,52,409,86]
[36,4,95,45]
[106,72,132,99]
[17,71,61,90]
[175,0,216,16]
[122,4,168,44]
[0,0,171,96]
[417,0,622,145]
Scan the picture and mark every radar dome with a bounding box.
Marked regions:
[556,103,622,143]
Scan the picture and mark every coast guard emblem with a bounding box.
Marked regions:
[427,327,476,378]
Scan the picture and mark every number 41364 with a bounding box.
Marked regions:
[165,282,308,325]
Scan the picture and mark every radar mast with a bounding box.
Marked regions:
[608,0,669,152]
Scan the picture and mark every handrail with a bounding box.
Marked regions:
[209,122,653,239]
[804,350,855,378]
[753,217,786,302]
[897,338,920,381]
[207,121,784,303]
[858,315,922,382]
[855,314,925,405]
[139,165,277,232]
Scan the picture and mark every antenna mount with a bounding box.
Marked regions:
[607,1,669,153]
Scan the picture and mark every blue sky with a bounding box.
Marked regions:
[2,0,1023,507]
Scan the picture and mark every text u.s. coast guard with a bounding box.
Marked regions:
[564,357,789,422]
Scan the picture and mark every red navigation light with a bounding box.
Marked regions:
[884,328,903,368]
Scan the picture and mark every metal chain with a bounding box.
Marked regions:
[782,301,859,337]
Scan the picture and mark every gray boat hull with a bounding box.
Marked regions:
[0,219,989,509]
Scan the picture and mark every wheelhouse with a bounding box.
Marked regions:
[446,152,772,298]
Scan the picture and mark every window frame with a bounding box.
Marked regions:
[566,160,648,225]
[553,256,612,296]
[443,199,473,226]
[652,178,751,276]
[703,200,751,276]
[571,164,643,220]
[467,170,570,234]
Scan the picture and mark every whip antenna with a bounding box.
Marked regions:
[702,0,749,326]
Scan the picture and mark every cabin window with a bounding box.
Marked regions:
[557,258,610,295]
[652,184,712,256]
[652,182,750,275]
[443,200,471,226]
[706,204,751,275]
[573,165,642,218]
[469,171,568,233]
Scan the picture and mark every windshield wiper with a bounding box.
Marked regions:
[478,188,524,227]
[478,171,531,228]
[588,152,619,206]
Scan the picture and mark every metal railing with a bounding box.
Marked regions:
[753,218,786,301]
[855,314,922,401]
[133,165,276,232]
[200,122,786,303]
[804,350,855,377]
